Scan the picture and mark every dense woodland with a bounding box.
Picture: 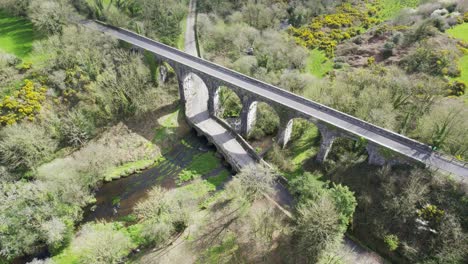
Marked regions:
[0,0,467,264]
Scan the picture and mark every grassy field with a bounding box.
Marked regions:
[447,23,468,102]
[0,11,37,59]
[306,49,333,78]
[447,23,468,41]
[377,0,420,20]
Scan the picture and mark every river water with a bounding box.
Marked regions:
[83,132,225,222]
[13,133,227,263]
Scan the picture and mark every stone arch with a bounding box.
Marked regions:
[278,117,322,151]
[213,86,243,132]
[245,101,280,143]
[179,71,210,121]
[323,132,363,163]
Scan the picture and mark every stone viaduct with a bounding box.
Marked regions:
[83,20,468,179]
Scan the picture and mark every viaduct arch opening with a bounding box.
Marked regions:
[181,72,210,121]
[246,101,280,155]
[283,118,322,152]
[213,86,242,132]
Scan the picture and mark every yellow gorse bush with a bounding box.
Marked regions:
[288,3,381,57]
[0,80,47,125]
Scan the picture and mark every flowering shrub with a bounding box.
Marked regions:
[0,80,47,125]
[288,3,381,57]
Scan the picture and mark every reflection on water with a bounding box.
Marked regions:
[83,133,219,222]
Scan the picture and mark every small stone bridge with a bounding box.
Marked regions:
[83,20,468,179]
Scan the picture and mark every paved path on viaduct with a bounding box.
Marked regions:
[179,0,255,170]
[82,19,468,180]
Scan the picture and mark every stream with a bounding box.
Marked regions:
[83,132,227,223]
[13,132,228,264]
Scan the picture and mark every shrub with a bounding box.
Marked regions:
[265,144,295,173]
[403,21,438,45]
[28,0,72,35]
[446,80,466,96]
[70,222,135,264]
[294,197,344,263]
[290,172,327,203]
[382,42,395,58]
[58,109,96,147]
[0,80,47,126]
[0,181,77,260]
[384,234,399,251]
[0,0,31,15]
[417,204,445,227]
[289,3,381,57]
[140,220,174,246]
[227,163,276,201]
[134,185,198,246]
[401,46,456,76]
[416,99,467,158]
[217,87,242,119]
[0,123,57,171]
[248,103,279,140]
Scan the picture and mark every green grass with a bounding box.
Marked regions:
[177,15,188,50]
[0,11,49,68]
[202,234,239,263]
[104,159,156,181]
[291,126,320,166]
[455,54,468,84]
[447,23,468,103]
[85,0,112,9]
[447,23,468,42]
[206,169,230,188]
[153,108,180,143]
[112,196,121,206]
[305,49,333,78]
[177,152,222,184]
[178,180,217,198]
[268,121,321,181]
[117,214,138,223]
[0,11,42,60]
[376,0,420,20]
[53,248,80,264]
